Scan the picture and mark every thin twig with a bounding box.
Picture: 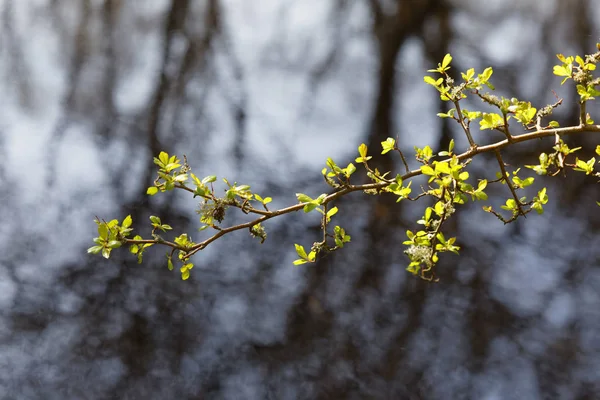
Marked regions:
[395,135,410,174]
[494,149,526,217]
[453,100,477,148]
[501,112,514,142]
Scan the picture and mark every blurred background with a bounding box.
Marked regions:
[1,0,600,399]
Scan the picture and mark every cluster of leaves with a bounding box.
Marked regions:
[90,43,600,281]
[88,215,133,259]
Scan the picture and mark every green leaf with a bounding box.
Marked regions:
[108,240,122,249]
[174,234,190,247]
[158,151,169,166]
[406,263,420,275]
[326,207,338,218]
[574,157,595,174]
[164,162,181,173]
[462,68,475,81]
[98,222,109,239]
[181,269,190,280]
[553,65,571,77]
[358,143,368,157]
[381,138,396,154]
[420,165,435,176]
[122,215,132,228]
[436,162,451,175]
[255,194,272,204]
[424,76,443,86]
[480,67,493,82]
[202,175,217,184]
[462,110,482,121]
[294,244,308,259]
[356,143,372,162]
[344,163,356,177]
[424,207,432,222]
[303,203,319,213]
[296,193,313,203]
[87,245,103,254]
[434,201,444,216]
[480,113,504,130]
[441,53,452,69]
[174,174,188,182]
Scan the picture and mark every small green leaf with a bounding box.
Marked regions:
[303,203,319,213]
[420,165,435,176]
[358,143,368,157]
[326,207,338,218]
[480,67,493,82]
[553,65,571,77]
[344,163,356,177]
[174,174,188,182]
[441,53,452,69]
[122,215,132,228]
[158,151,169,166]
[87,245,103,254]
[296,193,313,203]
[108,240,122,249]
[98,223,109,239]
[480,113,504,130]
[202,175,217,184]
[462,68,475,81]
[424,76,442,86]
[356,143,372,163]
[294,244,308,259]
[381,138,396,154]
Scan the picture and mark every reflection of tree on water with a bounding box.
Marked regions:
[1,0,599,398]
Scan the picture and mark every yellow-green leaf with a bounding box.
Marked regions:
[441,53,452,69]
[122,215,132,228]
